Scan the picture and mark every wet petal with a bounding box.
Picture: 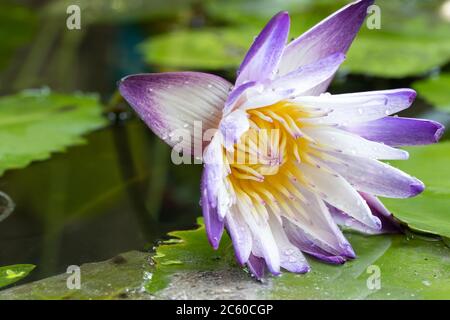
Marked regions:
[296,89,416,125]
[119,72,231,154]
[236,11,290,86]
[343,117,445,147]
[279,0,373,74]
[323,152,425,199]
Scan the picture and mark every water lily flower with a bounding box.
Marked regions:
[119,0,444,279]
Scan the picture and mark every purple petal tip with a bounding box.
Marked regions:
[434,124,445,142]
[342,244,356,259]
[409,179,425,197]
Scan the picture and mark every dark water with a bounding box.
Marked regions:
[0,118,202,282]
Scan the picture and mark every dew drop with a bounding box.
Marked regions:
[422,280,431,286]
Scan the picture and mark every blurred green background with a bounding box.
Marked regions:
[0,0,449,287]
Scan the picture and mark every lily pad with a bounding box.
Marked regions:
[413,73,450,113]
[1,221,449,299]
[382,142,450,238]
[0,252,151,299]
[139,28,253,70]
[0,264,35,289]
[0,88,107,176]
[141,0,450,78]
[146,218,450,299]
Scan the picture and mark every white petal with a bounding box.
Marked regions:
[321,152,425,199]
[297,162,381,229]
[303,126,409,160]
[294,89,416,125]
[268,214,309,273]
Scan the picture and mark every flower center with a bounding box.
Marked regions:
[225,101,321,215]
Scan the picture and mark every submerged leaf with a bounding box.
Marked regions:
[0,88,107,176]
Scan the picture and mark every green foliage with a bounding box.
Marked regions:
[145,218,450,299]
[44,0,195,25]
[0,252,151,299]
[141,0,450,77]
[146,217,236,293]
[413,73,450,112]
[382,142,450,238]
[0,264,35,289]
[140,28,253,70]
[0,2,37,71]
[0,88,107,176]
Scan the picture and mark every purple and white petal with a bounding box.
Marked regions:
[201,134,231,248]
[223,81,257,114]
[246,254,266,280]
[296,89,417,125]
[201,172,225,249]
[237,202,280,275]
[360,192,403,233]
[268,215,310,273]
[304,126,409,160]
[119,72,231,154]
[283,217,351,264]
[343,117,445,147]
[220,109,250,151]
[236,11,290,86]
[225,208,252,265]
[271,53,345,97]
[297,162,382,229]
[281,184,355,258]
[278,0,373,75]
[323,152,425,199]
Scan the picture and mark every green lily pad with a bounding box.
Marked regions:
[0,264,35,289]
[1,221,449,299]
[413,73,450,112]
[146,218,450,299]
[382,142,450,238]
[0,88,107,176]
[142,0,450,78]
[0,252,152,299]
[139,28,253,70]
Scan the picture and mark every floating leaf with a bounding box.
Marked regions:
[1,222,449,299]
[140,28,252,70]
[413,73,450,112]
[0,88,107,176]
[382,142,450,238]
[0,252,151,299]
[142,0,450,77]
[0,264,35,289]
[145,218,450,299]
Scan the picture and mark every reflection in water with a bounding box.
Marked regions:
[0,120,200,283]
